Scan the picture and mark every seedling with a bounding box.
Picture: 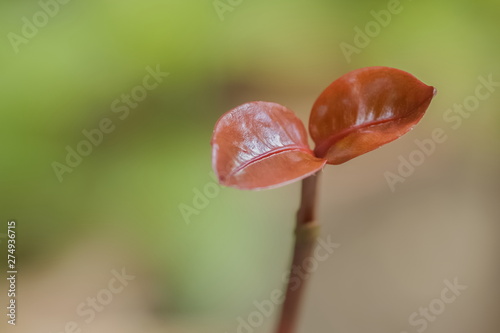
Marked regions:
[211,66,436,333]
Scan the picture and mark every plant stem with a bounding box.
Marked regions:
[275,173,321,333]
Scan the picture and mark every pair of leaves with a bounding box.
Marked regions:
[211,67,436,190]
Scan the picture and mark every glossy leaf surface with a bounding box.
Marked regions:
[211,102,326,190]
[309,67,436,164]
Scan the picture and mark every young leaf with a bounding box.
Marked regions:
[211,102,326,190]
[309,67,436,164]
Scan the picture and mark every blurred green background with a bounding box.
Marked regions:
[1,0,499,332]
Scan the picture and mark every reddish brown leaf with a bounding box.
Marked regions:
[211,102,326,190]
[309,67,436,164]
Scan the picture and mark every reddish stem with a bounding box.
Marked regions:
[276,173,321,333]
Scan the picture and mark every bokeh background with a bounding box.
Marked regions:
[1,1,499,332]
